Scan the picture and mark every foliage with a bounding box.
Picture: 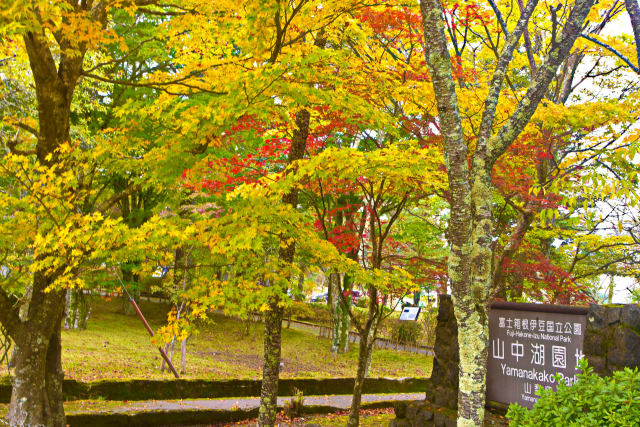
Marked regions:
[355,297,369,309]
[283,387,304,422]
[389,321,423,345]
[287,302,329,324]
[0,0,639,424]
[507,360,640,426]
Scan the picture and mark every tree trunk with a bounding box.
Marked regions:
[1,13,103,427]
[65,289,91,330]
[450,292,489,425]
[8,311,65,427]
[347,332,371,427]
[336,302,350,354]
[608,274,615,304]
[180,338,187,374]
[625,0,640,68]
[258,301,285,427]
[330,273,350,354]
[363,325,375,377]
[160,342,172,372]
[419,0,595,423]
[347,287,380,427]
[257,109,310,427]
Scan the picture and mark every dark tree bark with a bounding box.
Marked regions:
[346,195,406,426]
[258,109,310,427]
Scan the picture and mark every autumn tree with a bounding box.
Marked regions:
[137,2,414,425]
[0,2,113,423]
[0,1,191,425]
[283,143,445,425]
[478,0,640,303]
[415,0,637,424]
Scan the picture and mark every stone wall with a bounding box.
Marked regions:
[0,377,429,403]
[584,303,640,376]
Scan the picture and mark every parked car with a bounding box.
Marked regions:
[350,290,363,303]
[310,292,328,303]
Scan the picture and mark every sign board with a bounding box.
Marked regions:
[487,302,588,409]
[399,306,421,321]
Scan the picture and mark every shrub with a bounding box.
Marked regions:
[283,388,304,422]
[355,296,369,308]
[418,307,437,347]
[288,301,316,321]
[390,321,423,345]
[507,360,640,426]
[288,302,331,324]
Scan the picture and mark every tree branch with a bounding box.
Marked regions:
[516,0,538,74]
[580,33,640,74]
[487,0,510,36]
[479,0,539,151]
[625,0,640,68]
[82,71,228,95]
[6,138,37,156]
[98,184,142,213]
[14,121,39,137]
[488,0,597,163]
[0,287,22,340]
[419,0,467,162]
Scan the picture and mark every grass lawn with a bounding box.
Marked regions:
[1,298,431,382]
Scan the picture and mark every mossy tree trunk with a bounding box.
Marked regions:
[0,7,106,423]
[258,109,310,427]
[419,0,595,424]
[328,201,354,355]
[347,287,381,427]
[258,301,285,426]
[336,293,351,353]
[5,276,67,427]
